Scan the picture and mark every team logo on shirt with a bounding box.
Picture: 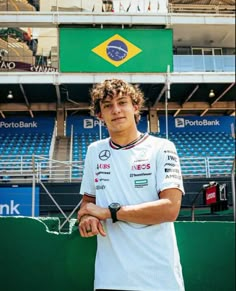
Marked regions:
[99,150,111,161]
[134,179,148,188]
[164,163,176,167]
[96,185,106,190]
[165,174,182,180]
[97,164,110,169]
[131,163,150,171]
[167,155,178,162]
[96,171,110,175]
[94,177,109,182]
[164,150,177,155]
[165,168,180,173]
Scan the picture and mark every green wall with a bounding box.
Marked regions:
[0,218,235,291]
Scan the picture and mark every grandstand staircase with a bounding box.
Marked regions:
[51,136,71,181]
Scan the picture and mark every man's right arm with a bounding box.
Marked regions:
[80,193,96,207]
[78,194,106,237]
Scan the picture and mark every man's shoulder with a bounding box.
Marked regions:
[147,134,175,148]
[88,137,110,148]
[148,134,169,143]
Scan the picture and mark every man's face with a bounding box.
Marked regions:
[98,94,138,133]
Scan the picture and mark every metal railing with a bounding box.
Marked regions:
[0,155,234,182]
[0,155,84,183]
[1,0,235,14]
[181,156,234,178]
[174,55,235,73]
[1,154,234,228]
[168,3,235,15]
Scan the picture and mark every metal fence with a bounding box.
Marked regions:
[0,154,234,183]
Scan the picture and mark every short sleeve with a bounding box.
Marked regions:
[79,145,96,197]
[156,139,185,195]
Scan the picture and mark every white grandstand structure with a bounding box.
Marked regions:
[0,0,235,221]
[0,0,235,118]
[0,0,235,182]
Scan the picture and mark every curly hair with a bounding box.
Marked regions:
[90,79,145,124]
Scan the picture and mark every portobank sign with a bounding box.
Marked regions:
[0,121,38,128]
[83,119,105,128]
[175,118,220,128]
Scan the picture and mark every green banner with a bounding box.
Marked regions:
[59,28,173,73]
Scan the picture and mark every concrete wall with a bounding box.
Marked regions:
[0,217,235,291]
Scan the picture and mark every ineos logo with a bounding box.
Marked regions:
[99,150,111,161]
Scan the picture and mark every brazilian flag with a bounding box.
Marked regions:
[59,28,173,73]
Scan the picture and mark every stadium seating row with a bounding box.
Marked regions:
[0,133,52,156]
[71,132,235,178]
[0,131,234,179]
[152,132,235,158]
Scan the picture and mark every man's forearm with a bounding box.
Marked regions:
[117,199,179,225]
[79,189,182,225]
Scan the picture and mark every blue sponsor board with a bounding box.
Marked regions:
[67,116,107,135]
[159,116,235,133]
[66,115,148,135]
[0,186,39,216]
[0,117,55,133]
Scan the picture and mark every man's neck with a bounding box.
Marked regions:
[109,129,141,147]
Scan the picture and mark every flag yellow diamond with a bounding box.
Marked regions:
[92,34,142,67]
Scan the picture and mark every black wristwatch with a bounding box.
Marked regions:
[108,202,121,223]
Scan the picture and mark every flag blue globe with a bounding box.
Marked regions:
[106,40,128,61]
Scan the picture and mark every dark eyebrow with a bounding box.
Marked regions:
[101,99,112,104]
[116,96,129,102]
[101,96,128,104]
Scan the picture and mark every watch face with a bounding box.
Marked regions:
[110,202,120,209]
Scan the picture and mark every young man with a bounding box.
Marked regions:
[78,79,185,291]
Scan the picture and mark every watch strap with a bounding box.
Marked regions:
[110,208,118,223]
[109,203,121,223]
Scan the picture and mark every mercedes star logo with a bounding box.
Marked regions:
[99,150,111,161]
